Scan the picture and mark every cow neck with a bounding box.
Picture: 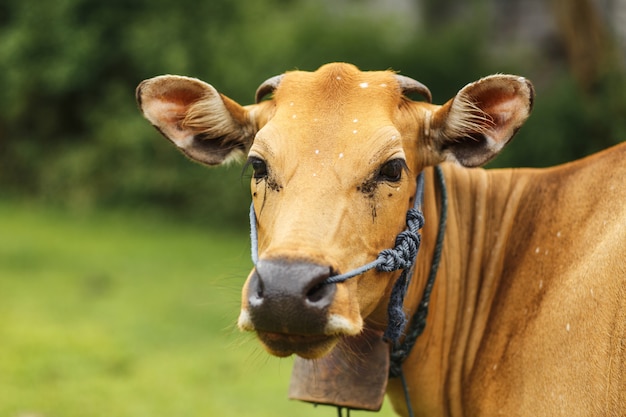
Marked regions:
[387,166,447,417]
[389,165,447,377]
[249,166,446,349]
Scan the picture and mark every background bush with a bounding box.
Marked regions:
[1,0,625,228]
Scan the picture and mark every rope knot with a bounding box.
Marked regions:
[406,207,425,232]
[375,224,422,273]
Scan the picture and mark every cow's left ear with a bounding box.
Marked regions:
[136,75,256,166]
[430,75,534,167]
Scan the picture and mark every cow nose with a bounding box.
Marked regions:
[247,259,336,334]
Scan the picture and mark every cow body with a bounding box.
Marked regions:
[391,151,626,416]
[136,63,625,416]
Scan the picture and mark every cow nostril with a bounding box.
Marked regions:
[249,271,265,307]
[306,282,334,305]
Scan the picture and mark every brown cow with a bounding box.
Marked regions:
[136,63,625,416]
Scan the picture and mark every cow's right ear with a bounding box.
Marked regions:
[428,74,534,167]
[136,75,255,166]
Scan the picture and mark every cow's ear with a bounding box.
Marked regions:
[136,75,255,166]
[430,75,534,167]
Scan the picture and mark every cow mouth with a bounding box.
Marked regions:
[256,331,338,359]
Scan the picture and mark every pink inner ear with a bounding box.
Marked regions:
[161,87,203,107]
[143,99,185,133]
[483,91,520,119]
[142,95,204,146]
[140,77,213,133]
[489,103,518,141]
[471,82,531,143]
[162,102,186,134]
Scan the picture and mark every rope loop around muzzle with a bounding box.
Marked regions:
[248,171,427,344]
[323,172,425,286]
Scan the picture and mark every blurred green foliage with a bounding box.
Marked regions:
[1,0,625,227]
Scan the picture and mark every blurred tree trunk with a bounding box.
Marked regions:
[421,0,460,25]
[552,0,622,92]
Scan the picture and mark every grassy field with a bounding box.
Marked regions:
[0,201,396,417]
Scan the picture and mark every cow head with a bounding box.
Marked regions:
[137,63,533,359]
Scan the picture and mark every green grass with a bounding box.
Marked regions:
[0,201,396,417]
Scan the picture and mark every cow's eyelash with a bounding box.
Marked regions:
[376,159,408,183]
[244,157,269,180]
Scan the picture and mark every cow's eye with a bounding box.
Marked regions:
[247,157,268,179]
[378,159,406,182]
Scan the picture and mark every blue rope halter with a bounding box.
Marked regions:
[249,170,429,343]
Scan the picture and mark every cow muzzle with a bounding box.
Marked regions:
[238,259,351,358]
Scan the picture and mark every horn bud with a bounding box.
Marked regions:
[395,75,432,103]
[255,74,284,103]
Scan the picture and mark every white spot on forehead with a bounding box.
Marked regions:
[312,173,317,177]
[566,323,570,332]
[359,82,369,89]
[339,153,344,159]
[380,83,387,88]
[336,76,342,81]
[353,119,358,123]
[353,129,358,134]
[315,149,320,154]
[292,114,297,119]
